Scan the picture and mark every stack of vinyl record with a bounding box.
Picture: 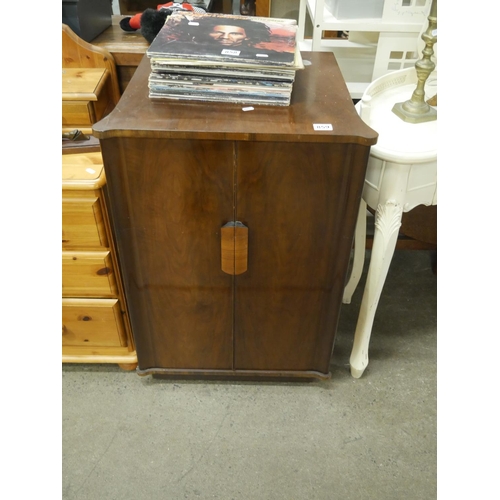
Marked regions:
[146,12,304,106]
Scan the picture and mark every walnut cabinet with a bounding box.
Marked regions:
[93,52,377,380]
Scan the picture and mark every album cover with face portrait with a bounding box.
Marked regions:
[146,12,299,68]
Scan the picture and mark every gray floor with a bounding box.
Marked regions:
[62,249,437,500]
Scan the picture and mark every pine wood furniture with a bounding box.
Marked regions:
[62,23,121,135]
[342,67,437,378]
[63,23,121,104]
[93,52,378,381]
[62,152,138,370]
[62,67,114,134]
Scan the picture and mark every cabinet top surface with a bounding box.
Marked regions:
[93,52,377,145]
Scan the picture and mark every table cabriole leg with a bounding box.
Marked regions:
[349,200,403,378]
[343,198,367,304]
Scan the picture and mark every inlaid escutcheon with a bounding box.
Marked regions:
[221,221,248,275]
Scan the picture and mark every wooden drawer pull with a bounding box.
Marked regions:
[221,221,248,275]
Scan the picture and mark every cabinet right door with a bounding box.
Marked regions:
[234,140,368,375]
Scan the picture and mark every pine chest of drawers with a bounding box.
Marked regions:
[62,151,137,369]
[62,68,113,134]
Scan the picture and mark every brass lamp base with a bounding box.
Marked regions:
[392,0,437,124]
[392,102,437,124]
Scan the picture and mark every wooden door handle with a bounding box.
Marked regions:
[221,221,248,275]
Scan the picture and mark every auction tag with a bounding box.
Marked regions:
[313,124,333,131]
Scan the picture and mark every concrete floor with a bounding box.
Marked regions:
[62,249,437,500]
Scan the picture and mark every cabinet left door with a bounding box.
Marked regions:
[101,137,235,372]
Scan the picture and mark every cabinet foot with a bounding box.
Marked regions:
[118,363,138,371]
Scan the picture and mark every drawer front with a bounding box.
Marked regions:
[62,101,94,126]
[62,195,109,248]
[62,251,118,297]
[62,298,126,347]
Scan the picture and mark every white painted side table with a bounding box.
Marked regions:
[343,67,437,378]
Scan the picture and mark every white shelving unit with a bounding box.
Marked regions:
[297,0,432,98]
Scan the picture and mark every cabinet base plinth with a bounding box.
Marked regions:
[137,367,331,382]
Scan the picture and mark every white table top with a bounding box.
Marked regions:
[359,69,437,163]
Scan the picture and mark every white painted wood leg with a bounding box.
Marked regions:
[349,200,403,378]
[343,199,367,304]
